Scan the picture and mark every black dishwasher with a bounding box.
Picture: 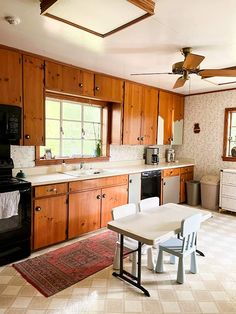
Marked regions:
[141,170,161,200]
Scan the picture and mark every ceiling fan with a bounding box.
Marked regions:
[131,47,236,89]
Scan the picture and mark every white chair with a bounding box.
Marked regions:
[139,197,159,212]
[112,203,138,276]
[155,213,202,284]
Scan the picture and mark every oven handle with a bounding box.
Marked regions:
[19,188,31,193]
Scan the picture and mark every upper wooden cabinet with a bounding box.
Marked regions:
[94,74,123,102]
[157,90,184,145]
[123,82,158,145]
[0,48,22,106]
[45,61,123,102]
[23,55,45,146]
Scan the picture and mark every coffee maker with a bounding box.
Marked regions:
[166,148,175,163]
[145,146,159,165]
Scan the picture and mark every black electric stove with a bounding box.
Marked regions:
[0,145,32,266]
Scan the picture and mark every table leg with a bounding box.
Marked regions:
[112,236,150,297]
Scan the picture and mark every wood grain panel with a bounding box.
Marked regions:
[94,74,123,102]
[34,183,67,198]
[158,90,173,145]
[163,168,180,177]
[68,189,101,238]
[180,166,194,174]
[123,81,142,144]
[0,48,22,106]
[45,61,63,92]
[23,55,45,146]
[141,86,158,145]
[173,94,184,122]
[69,175,128,192]
[101,185,128,228]
[33,195,67,249]
[78,70,94,97]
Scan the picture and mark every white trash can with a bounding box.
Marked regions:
[200,175,220,210]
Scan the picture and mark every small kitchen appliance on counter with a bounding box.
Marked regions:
[145,146,159,165]
[166,148,175,163]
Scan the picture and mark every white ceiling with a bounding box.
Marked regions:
[1,0,236,95]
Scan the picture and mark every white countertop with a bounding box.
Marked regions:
[23,161,194,186]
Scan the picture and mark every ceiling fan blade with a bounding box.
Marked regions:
[130,72,173,76]
[199,69,236,77]
[173,76,187,89]
[183,53,205,70]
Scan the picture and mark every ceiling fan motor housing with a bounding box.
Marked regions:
[172,62,184,74]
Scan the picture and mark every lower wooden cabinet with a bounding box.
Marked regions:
[180,166,194,203]
[33,195,67,249]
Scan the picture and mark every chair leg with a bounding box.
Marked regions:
[190,251,198,274]
[155,248,164,273]
[170,255,176,264]
[113,245,120,270]
[131,252,137,276]
[147,247,154,270]
[177,257,185,284]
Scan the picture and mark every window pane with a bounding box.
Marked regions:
[83,140,97,156]
[46,100,60,119]
[84,106,101,123]
[62,140,81,156]
[232,113,236,127]
[83,122,101,140]
[63,121,81,139]
[45,139,60,157]
[46,120,60,138]
[63,102,81,120]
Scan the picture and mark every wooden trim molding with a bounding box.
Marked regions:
[222,107,236,162]
[40,0,155,38]
[35,155,109,166]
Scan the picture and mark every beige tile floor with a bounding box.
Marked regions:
[1,210,236,313]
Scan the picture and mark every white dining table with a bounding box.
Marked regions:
[107,203,212,296]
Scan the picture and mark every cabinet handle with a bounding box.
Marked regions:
[129,179,133,183]
[96,195,101,199]
[79,83,83,88]
[163,182,166,186]
[95,86,100,91]
[140,136,144,141]
[25,134,30,139]
[137,136,140,141]
[35,206,41,211]
[102,193,106,198]
[47,188,57,193]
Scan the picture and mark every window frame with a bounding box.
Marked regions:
[35,92,110,165]
[222,107,236,161]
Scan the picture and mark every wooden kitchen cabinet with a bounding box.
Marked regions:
[94,74,124,102]
[33,195,67,250]
[68,175,128,238]
[123,81,158,145]
[157,91,184,145]
[0,48,22,106]
[23,55,45,146]
[180,166,194,203]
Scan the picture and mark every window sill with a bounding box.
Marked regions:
[35,156,110,166]
[222,156,236,162]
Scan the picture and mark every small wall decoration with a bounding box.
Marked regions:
[194,123,200,133]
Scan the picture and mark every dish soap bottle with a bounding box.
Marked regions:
[61,160,67,172]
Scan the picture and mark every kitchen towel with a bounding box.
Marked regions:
[0,190,20,219]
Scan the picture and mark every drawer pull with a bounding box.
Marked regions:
[102,193,106,198]
[35,206,41,211]
[47,188,57,193]
[96,195,101,199]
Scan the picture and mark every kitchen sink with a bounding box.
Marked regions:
[61,169,110,177]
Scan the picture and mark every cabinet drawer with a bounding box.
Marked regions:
[221,184,236,197]
[163,168,180,177]
[180,166,194,174]
[34,183,67,198]
[221,196,236,212]
[69,175,128,192]
[222,172,236,185]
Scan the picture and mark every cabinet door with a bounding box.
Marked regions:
[33,195,67,249]
[172,94,184,145]
[123,82,142,145]
[101,185,128,228]
[45,61,62,92]
[62,65,79,95]
[0,48,22,106]
[23,55,45,146]
[141,87,158,145]
[157,90,173,145]
[180,171,193,203]
[68,189,101,239]
[78,70,94,97]
[94,74,123,102]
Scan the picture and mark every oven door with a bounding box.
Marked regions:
[0,184,31,242]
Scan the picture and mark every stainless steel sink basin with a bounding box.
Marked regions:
[62,169,107,177]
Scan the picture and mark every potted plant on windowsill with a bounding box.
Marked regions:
[95,139,102,157]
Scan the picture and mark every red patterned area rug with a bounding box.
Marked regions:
[13,231,117,297]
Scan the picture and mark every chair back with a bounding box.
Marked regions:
[112,203,137,220]
[181,213,202,253]
[139,197,159,212]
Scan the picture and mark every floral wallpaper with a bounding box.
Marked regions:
[175,90,236,180]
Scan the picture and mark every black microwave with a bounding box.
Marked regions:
[0,104,21,145]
